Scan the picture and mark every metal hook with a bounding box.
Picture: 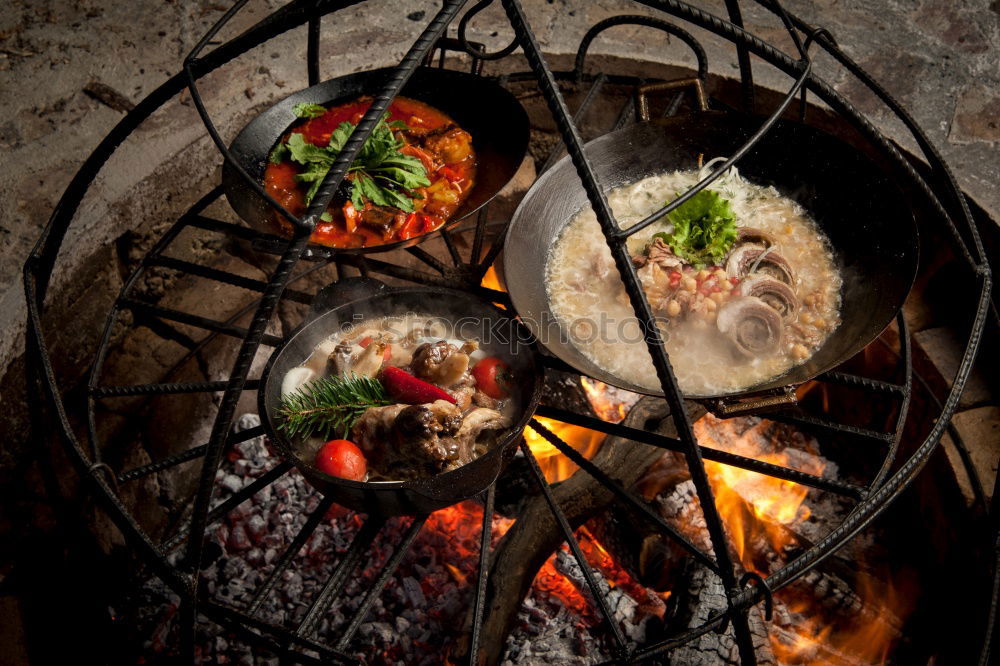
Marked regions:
[740,571,774,622]
[457,0,519,61]
[803,26,838,53]
[90,461,120,494]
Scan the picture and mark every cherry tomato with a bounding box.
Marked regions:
[472,357,512,399]
[359,336,392,363]
[314,439,367,481]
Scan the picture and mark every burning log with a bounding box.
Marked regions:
[467,398,707,665]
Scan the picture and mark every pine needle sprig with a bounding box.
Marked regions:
[277,373,391,440]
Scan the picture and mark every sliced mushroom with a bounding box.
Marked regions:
[739,275,798,322]
[453,408,510,461]
[725,245,794,285]
[411,341,471,387]
[716,296,784,357]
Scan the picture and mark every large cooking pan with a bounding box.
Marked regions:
[503,111,918,401]
[224,66,529,253]
[258,287,542,516]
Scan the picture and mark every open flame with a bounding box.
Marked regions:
[694,414,824,570]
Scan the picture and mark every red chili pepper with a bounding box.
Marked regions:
[380,366,456,404]
[439,165,464,185]
[399,213,421,240]
[419,214,440,232]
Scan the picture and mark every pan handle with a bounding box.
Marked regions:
[635,77,708,121]
[702,386,798,418]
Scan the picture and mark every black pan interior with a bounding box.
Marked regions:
[223,67,529,252]
[503,112,918,398]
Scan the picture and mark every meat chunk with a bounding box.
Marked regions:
[422,126,474,163]
[360,205,407,238]
[410,341,470,387]
[351,400,467,479]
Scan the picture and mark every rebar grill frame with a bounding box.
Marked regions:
[21,0,994,664]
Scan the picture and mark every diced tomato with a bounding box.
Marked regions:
[359,336,392,363]
[314,439,367,481]
[472,357,512,400]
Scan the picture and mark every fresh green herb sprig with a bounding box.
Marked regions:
[277,373,392,440]
[652,189,737,268]
[268,107,431,212]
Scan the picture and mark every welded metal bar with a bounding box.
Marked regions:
[119,424,267,484]
[406,245,450,275]
[440,227,465,266]
[164,461,293,552]
[297,516,386,638]
[187,214,284,244]
[519,440,630,660]
[817,371,905,396]
[574,15,708,83]
[471,207,489,265]
[528,418,719,572]
[724,0,754,112]
[120,298,284,347]
[202,600,359,665]
[307,16,321,86]
[92,379,260,398]
[468,485,495,666]
[769,412,894,443]
[870,313,912,489]
[246,494,337,616]
[334,516,428,649]
[536,404,863,498]
[539,72,607,174]
[149,255,313,304]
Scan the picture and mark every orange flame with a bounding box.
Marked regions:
[694,414,823,570]
[580,377,629,423]
[524,417,606,484]
[480,265,503,292]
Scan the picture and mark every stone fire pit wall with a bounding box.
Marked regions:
[0,0,997,630]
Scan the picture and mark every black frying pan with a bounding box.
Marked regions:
[258,287,542,516]
[223,67,529,253]
[503,112,918,400]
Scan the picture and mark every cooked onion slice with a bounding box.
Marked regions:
[739,274,798,321]
[717,296,784,357]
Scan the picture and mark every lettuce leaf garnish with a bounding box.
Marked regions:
[652,189,737,268]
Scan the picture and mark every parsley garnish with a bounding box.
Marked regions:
[652,189,737,268]
[292,103,328,119]
[271,111,431,212]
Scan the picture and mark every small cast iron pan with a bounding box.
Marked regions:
[503,112,918,400]
[258,287,542,516]
[223,66,529,253]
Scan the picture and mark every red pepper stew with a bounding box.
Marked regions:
[263,96,477,249]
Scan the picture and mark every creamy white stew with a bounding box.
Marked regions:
[546,162,842,395]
